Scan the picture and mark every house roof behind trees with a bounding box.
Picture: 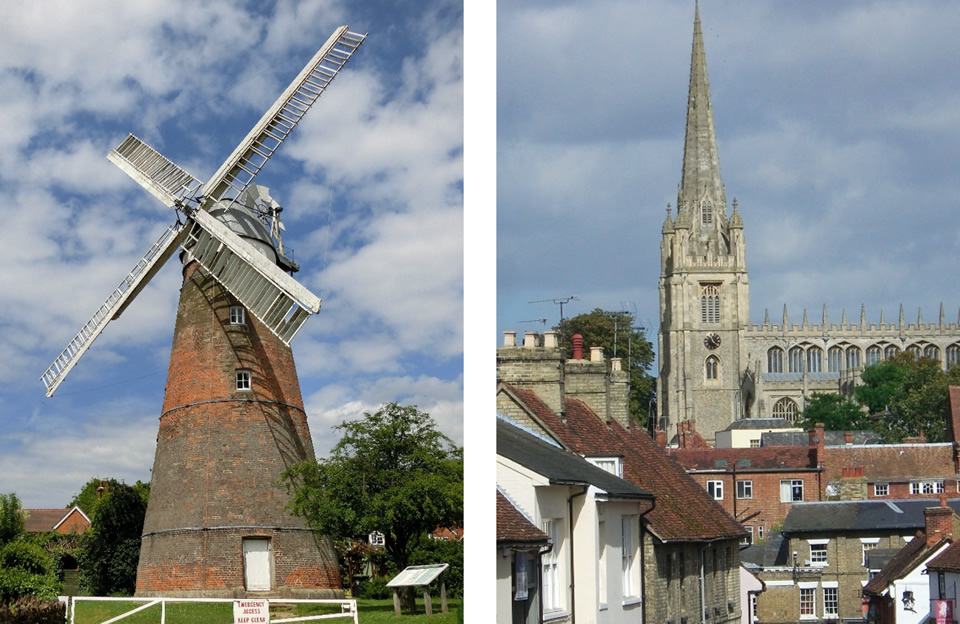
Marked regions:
[21,506,90,533]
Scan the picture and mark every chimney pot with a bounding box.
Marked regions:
[572,334,583,360]
[543,330,558,349]
[611,357,622,372]
[523,331,539,348]
[503,331,517,347]
[590,345,604,362]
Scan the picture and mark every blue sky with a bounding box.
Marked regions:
[0,0,463,508]
[498,1,960,354]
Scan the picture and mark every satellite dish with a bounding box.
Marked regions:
[40,26,367,397]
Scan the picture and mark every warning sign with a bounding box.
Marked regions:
[234,599,270,624]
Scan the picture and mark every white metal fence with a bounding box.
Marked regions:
[67,596,358,624]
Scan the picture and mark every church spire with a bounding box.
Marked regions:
[679,1,727,221]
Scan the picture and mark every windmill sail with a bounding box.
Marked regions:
[40,224,191,397]
[107,134,203,208]
[41,26,365,397]
[201,26,366,210]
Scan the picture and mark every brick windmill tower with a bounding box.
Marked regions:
[40,27,366,597]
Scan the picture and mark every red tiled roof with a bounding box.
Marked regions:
[822,444,956,482]
[863,531,945,596]
[499,383,745,542]
[925,538,960,573]
[22,508,76,533]
[670,446,817,471]
[497,491,549,544]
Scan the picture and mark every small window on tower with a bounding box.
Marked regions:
[230,306,246,325]
[236,370,251,391]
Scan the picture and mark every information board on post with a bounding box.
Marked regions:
[234,599,270,624]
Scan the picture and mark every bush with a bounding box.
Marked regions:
[0,596,66,624]
[0,568,61,602]
[357,575,392,599]
[0,541,52,575]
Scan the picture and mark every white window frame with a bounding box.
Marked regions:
[874,483,889,497]
[807,539,829,567]
[757,525,764,541]
[229,305,246,325]
[369,531,385,546]
[742,525,753,545]
[911,480,945,495]
[542,519,562,612]
[587,457,623,479]
[621,515,640,599]
[780,479,804,502]
[707,480,724,500]
[861,538,879,567]
[799,583,817,619]
[736,480,753,499]
[236,369,252,392]
[822,583,839,619]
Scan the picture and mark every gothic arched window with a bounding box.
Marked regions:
[884,345,900,360]
[700,284,720,324]
[924,345,941,362]
[865,345,883,367]
[828,346,843,372]
[767,347,783,373]
[788,347,803,373]
[947,344,960,371]
[705,355,720,381]
[846,346,862,370]
[772,398,800,423]
[702,200,713,225]
[807,347,822,374]
[906,344,921,360]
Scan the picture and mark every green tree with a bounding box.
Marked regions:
[67,478,149,520]
[798,393,871,431]
[0,493,24,546]
[854,353,960,443]
[557,309,656,425]
[77,482,147,596]
[284,403,463,574]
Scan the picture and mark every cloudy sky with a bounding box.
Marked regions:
[498,1,960,355]
[0,0,463,508]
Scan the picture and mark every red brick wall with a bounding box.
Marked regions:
[137,264,340,597]
[687,470,821,537]
[56,510,90,534]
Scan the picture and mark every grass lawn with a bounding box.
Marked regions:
[71,597,462,624]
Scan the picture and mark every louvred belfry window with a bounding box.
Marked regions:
[700,284,720,324]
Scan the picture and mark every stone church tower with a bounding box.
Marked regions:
[657,5,960,443]
[658,4,749,438]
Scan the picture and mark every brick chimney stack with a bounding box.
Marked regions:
[924,494,958,547]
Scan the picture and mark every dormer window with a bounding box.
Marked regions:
[587,457,623,478]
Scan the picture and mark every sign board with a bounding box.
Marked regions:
[386,563,449,587]
[935,599,953,624]
[234,599,270,624]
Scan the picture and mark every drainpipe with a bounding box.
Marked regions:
[639,498,657,624]
[700,546,708,624]
[567,486,588,623]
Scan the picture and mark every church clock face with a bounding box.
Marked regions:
[704,333,721,350]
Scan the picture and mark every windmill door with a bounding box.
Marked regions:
[243,538,272,591]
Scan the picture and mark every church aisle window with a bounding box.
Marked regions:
[807,347,822,373]
[925,345,941,362]
[906,344,921,360]
[866,345,882,367]
[788,347,803,373]
[828,347,843,372]
[884,344,900,360]
[767,347,783,373]
[948,345,960,370]
[773,397,799,422]
[700,284,721,324]
[846,346,862,370]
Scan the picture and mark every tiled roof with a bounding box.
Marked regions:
[499,383,745,542]
[823,444,956,482]
[927,539,960,572]
[782,499,960,534]
[863,532,945,596]
[22,508,73,532]
[670,446,817,472]
[498,419,654,501]
[763,431,881,446]
[496,490,549,545]
[723,418,795,431]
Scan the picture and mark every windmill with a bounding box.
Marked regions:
[40,27,366,598]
